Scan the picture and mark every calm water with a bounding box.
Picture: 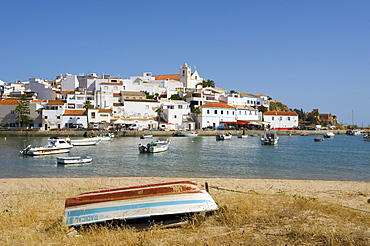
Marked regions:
[0,135,369,181]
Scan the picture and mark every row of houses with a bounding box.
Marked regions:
[0,63,300,130]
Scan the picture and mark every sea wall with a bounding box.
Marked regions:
[0,129,348,137]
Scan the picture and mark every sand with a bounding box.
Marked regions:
[1,177,369,212]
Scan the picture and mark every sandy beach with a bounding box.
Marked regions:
[1,177,369,211]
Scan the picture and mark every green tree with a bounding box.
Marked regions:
[155,107,163,129]
[15,94,33,127]
[197,79,215,88]
[192,107,202,129]
[83,100,93,109]
[169,94,182,100]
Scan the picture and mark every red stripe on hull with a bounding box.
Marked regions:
[65,181,204,208]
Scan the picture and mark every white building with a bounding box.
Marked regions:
[263,111,298,130]
[26,78,55,100]
[198,102,236,129]
[160,99,193,130]
[42,100,66,130]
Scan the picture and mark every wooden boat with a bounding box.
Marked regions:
[216,133,232,140]
[57,156,92,165]
[67,137,102,146]
[173,132,198,137]
[138,139,170,153]
[323,132,335,138]
[20,137,73,156]
[140,135,153,139]
[261,131,279,145]
[97,132,114,141]
[64,181,218,227]
[314,138,325,142]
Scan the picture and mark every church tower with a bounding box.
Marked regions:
[180,63,191,88]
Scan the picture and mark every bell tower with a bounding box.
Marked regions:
[180,63,191,88]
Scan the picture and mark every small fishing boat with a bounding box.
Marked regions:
[140,135,153,139]
[237,135,248,138]
[261,131,279,145]
[346,130,361,136]
[97,132,114,141]
[173,132,198,137]
[66,137,102,146]
[64,180,218,227]
[216,133,232,140]
[20,137,73,156]
[138,139,170,153]
[314,138,325,142]
[323,132,335,138]
[57,156,92,165]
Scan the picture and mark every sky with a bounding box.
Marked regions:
[1,0,370,126]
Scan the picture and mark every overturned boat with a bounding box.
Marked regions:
[64,181,218,227]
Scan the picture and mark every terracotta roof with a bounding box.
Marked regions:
[98,109,112,113]
[45,100,65,105]
[0,98,20,105]
[200,102,235,109]
[153,74,180,80]
[113,93,120,97]
[264,111,298,116]
[31,99,45,103]
[101,81,123,85]
[63,110,87,116]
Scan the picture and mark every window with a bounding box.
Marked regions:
[207,110,210,114]
[221,110,223,115]
[57,116,60,119]
[178,105,183,109]
[92,112,96,119]
[174,115,177,119]
[145,105,149,109]
[77,96,84,100]
[44,116,48,119]
[272,117,274,120]
[227,111,229,115]
[288,117,291,121]
[104,86,108,90]
[214,110,217,114]
[113,86,118,90]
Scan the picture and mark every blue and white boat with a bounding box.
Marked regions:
[64,181,218,226]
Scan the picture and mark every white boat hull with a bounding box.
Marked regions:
[20,137,73,156]
[64,181,218,226]
[69,137,102,146]
[57,156,92,164]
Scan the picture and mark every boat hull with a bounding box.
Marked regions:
[27,148,72,156]
[57,156,92,164]
[69,137,102,146]
[64,181,218,226]
[216,134,232,140]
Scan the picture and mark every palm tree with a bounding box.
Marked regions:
[192,107,202,129]
[155,107,163,130]
[83,100,93,109]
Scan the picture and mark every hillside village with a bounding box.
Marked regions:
[0,63,338,131]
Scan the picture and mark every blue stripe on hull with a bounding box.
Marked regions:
[66,199,214,226]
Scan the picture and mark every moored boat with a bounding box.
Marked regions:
[237,135,248,138]
[20,137,73,156]
[261,131,279,145]
[346,130,361,136]
[57,156,92,165]
[173,132,199,137]
[97,132,114,141]
[64,181,218,227]
[323,132,335,138]
[138,139,170,153]
[67,137,102,146]
[314,138,325,142]
[216,133,232,140]
[140,135,153,139]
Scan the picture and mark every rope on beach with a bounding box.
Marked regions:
[342,205,370,214]
[209,185,258,194]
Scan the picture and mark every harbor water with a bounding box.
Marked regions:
[1,134,369,181]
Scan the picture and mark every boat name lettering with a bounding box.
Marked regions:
[73,215,98,223]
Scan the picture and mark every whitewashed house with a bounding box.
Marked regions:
[62,109,88,129]
[159,99,193,130]
[263,111,298,130]
[198,102,236,129]
[42,100,66,130]
[87,108,113,129]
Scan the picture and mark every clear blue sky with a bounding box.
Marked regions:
[1,0,370,126]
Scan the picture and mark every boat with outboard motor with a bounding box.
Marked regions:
[20,137,73,156]
[261,131,279,145]
[138,139,170,153]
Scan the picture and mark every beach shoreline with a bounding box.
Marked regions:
[1,177,369,211]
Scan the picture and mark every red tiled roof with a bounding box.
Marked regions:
[0,98,20,105]
[264,111,297,116]
[63,110,87,116]
[31,99,45,103]
[199,102,235,109]
[45,100,65,105]
[153,74,180,80]
[98,109,112,113]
